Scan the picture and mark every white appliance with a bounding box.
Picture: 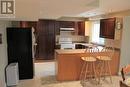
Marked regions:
[6,63,19,86]
[61,43,75,49]
[59,37,75,49]
[60,28,75,31]
[60,28,75,36]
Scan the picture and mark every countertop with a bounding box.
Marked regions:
[56,42,89,45]
[55,46,103,54]
[55,49,86,54]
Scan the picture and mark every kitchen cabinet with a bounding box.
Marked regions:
[20,21,37,31]
[55,21,85,36]
[75,44,86,49]
[77,21,85,36]
[100,18,116,39]
[55,49,120,81]
[59,21,75,28]
[55,21,75,35]
[36,19,55,60]
[35,20,86,60]
[55,44,61,49]
[55,21,60,35]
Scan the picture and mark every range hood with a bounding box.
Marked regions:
[60,28,75,31]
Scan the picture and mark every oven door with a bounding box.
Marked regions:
[60,44,75,49]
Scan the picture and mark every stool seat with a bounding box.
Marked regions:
[81,57,96,62]
[97,56,111,61]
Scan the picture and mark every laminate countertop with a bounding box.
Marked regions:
[55,49,86,54]
[55,46,103,54]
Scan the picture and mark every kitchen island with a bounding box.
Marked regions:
[55,49,120,81]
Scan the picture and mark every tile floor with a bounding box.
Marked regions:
[15,62,122,87]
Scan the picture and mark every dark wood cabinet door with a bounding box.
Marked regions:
[36,20,47,59]
[36,20,55,60]
[38,35,47,59]
[47,35,55,59]
[55,21,60,35]
[59,21,75,28]
[55,21,76,35]
[78,21,85,36]
[47,20,55,60]
[100,18,116,39]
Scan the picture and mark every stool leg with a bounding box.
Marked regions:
[99,61,104,83]
[80,61,86,80]
[99,61,105,83]
[96,61,101,84]
[84,62,89,81]
[107,61,112,83]
[103,61,107,80]
[92,62,97,81]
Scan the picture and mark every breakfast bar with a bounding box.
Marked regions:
[55,49,120,81]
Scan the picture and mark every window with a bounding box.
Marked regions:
[91,21,104,45]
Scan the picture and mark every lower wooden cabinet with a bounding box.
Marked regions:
[55,49,120,81]
[75,44,85,49]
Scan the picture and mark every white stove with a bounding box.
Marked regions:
[60,43,75,49]
[59,37,75,49]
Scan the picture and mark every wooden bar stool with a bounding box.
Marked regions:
[97,46,114,83]
[80,46,99,83]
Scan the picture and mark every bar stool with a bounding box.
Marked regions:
[80,46,99,83]
[97,46,114,83]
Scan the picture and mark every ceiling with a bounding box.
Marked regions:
[10,0,130,20]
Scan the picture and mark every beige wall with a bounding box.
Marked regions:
[56,35,89,43]
[0,21,11,87]
[120,16,130,68]
[85,21,91,36]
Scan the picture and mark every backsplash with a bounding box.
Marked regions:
[105,39,121,49]
[56,35,89,43]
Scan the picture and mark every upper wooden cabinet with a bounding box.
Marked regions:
[19,21,38,37]
[54,21,75,35]
[59,21,75,28]
[54,21,85,36]
[77,21,85,36]
[20,21,37,29]
[100,18,116,39]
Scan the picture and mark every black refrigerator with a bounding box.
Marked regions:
[7,27,34,80]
